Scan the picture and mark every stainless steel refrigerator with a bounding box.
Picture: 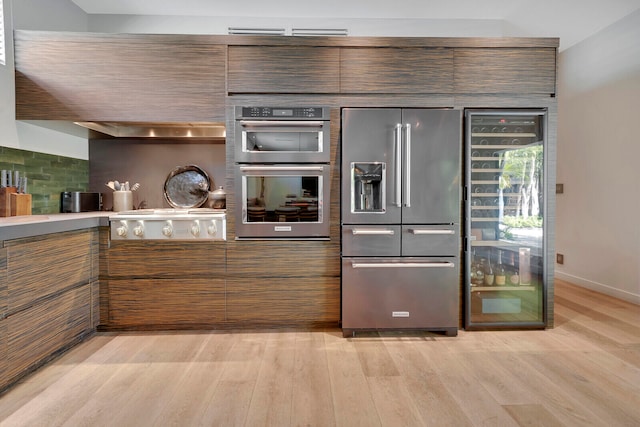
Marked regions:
[341,108,462,337]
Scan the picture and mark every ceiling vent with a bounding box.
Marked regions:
[228,27,286,35]
[291,28,348,36]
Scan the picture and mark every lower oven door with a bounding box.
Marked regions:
[341,257,459,335]
[235,164,331,239]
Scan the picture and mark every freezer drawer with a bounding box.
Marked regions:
[401,224,459,256]
[341,257,459,336]
[341,225,401,257]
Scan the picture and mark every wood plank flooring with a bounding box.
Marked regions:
[0,279,639,426]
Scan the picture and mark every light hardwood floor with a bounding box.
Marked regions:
[1,279,639,426]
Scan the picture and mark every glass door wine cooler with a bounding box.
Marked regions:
[465,110,547,329]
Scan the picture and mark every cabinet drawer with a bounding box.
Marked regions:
[6,230,93,313]
[6,284,91,383]
[341,257,459,331]
[341,225,401,257]
[401,225,459,256]
[106,278,225,327]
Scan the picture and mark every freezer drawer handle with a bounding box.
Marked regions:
[351,228,395,236]
[351,261,455,268]
[408,229,455,235]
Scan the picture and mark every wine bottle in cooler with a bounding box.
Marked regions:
[495,250,507,286]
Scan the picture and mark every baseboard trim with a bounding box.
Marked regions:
[555,272,640,305]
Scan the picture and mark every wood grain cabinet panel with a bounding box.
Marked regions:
[106,278,225,327]
[340,47,454,93]
[226,276,340,326]
[0,247,6,318]
[0,319,7,390]
[226,240,340,278]
[14,32,226,122]
[228,46,340,93]
[454,48,556,94]
[6,230,94,313]
[5,284,91,385]
[108,241,225,278]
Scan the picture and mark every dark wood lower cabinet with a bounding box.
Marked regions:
[106,278,226,327]
[0,229,98,392]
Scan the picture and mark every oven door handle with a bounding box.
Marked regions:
[239,165,325,172]
[239,120,325,127]
[351,261,455,269]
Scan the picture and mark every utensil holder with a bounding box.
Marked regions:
[10,193,32,216]
[0,187,17,217]
[113,191,133,212]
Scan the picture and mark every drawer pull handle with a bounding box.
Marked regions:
[351,262,455,269]
[351,229,395,236]
[408,229,455,235]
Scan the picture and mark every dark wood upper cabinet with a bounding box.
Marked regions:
[340,47,454,94]
[454,48,556,94]
[14,32,226,122]
[227,46,340,93]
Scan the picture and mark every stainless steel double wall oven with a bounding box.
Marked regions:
[234,107,331,239]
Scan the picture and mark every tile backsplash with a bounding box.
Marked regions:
[0,146,89,214]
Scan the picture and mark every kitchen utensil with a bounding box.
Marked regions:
[131,183,141,191]
[207,186,226,209]
[114,180,121,191]
[106,181,116,190]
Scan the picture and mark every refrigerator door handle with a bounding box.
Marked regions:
[351,228,395,236]
[351,261,455,269]
[404,123,411,207]
[395,123,402,207]
[408,228,455,235]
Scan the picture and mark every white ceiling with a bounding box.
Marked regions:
[71,0,640,50]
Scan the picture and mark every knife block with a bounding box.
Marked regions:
[0,187,17,217]
[10,193,32,216]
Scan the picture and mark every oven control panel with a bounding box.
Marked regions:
[239,107,326,119]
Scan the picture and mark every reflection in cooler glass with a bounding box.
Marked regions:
[244,175,320,223]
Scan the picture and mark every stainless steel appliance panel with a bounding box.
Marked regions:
[341,225,401,257]
[401,109,461,224]
[401,225,459,257]
[235,107,330,164]
[341,257,459,334]
[235,164,330,239]
[341,108,402,224]
[61,191,102,213]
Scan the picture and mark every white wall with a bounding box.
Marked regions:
[86,15,504,38]
[556,9,640,303]
[1,0,89,159]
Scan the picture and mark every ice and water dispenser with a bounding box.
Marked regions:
[350,162,385,213]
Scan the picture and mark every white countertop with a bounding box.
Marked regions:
[0,211,111,240]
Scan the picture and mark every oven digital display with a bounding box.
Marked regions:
[272,109,293,117]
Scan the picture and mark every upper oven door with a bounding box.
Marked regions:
[235,164,331,239]
[235,119,330,163]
